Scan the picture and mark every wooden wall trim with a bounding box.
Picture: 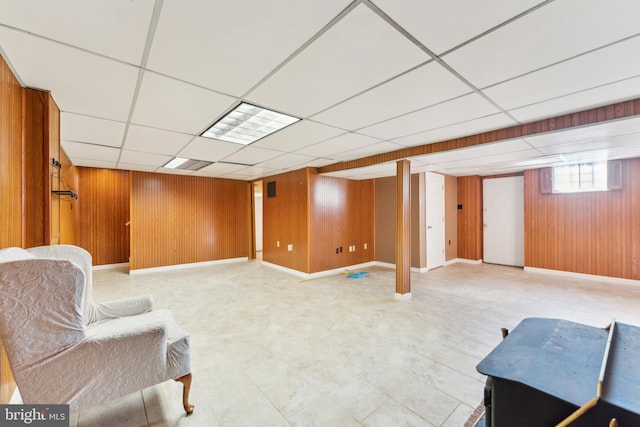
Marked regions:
[319,97,640,174]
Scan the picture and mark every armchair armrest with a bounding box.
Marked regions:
[95,294,154,320]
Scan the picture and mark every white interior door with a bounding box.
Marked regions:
[483,176,524,266]
[426,173,445,270]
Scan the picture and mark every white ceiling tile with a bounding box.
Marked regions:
[436,148,542,169]
[221,146,283,165]
[252,121,345,152]
[295,133,382,158]
[360,93,501,140]
[192,162,248,178]
[374,0,543,55]
[483,36,640,110]
[391,113,516,147]
[61,141,121,162]
[256,153,317,170]
[330,142,405,162]
[0,0,154,64]
[119,150,172,167]
[410,139,533,166]
[0,27,138,121]
[61,113,125,147]
[536,133,640,156]
[224,166,281,181]
[524,116,640,148]
[117,163,158,173]
[71,159,117,169]
[147,0,351,96]
[246,4,428,117]
[508,75,640,123]
[178,137,243,162]
[124,125,193,156]
[131,71,237,134]
[444,0,640,88]
[312,62,472,130]
[155,167,194,176]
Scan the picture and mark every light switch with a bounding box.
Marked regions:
[287,244,293,251]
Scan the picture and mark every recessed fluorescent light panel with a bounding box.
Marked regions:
[201,102,300,145]
[163,157,213,171]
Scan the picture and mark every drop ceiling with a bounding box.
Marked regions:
[1,0,640,180]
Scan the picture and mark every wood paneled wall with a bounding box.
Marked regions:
[262,169,309,272]
[58,150,78,245]
[77,167,130,266]
[130,172,248,270]
[22,88,48,248]
[410,173,426,269]
[48,95,61,244]
[524,159,640,280]
[0,54,22,248]
[444,175,458,261]
[308,172,375,273]
[0,53,21,405]
[457,175,483,261]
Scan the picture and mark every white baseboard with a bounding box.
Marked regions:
[373,261,396,270]
[261,261,378,280]
[395,292,412,300]
[524,266,640,286]
[92,262,129,271]
[9,387,21,404]
[129,257,248,275]
[446,258,483,265]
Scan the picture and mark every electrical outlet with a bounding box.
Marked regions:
[277,241,280,247]
[288,244,293,251]
[364,243,367,250]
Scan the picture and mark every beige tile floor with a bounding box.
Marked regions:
[70,261,640,427]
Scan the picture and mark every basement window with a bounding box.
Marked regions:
[553,162,608,193]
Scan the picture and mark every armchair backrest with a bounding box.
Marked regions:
[0,248,86,373]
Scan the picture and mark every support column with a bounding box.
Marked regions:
[395,159,411,300]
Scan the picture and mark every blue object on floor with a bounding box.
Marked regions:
[347,271,368,279]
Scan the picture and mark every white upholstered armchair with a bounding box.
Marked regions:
[0,245,194,414]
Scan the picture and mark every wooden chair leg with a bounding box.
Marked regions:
[175,373,194,415]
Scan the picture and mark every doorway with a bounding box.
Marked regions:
[483,176,524,267]
[426,172,445,270]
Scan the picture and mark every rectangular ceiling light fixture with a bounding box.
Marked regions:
[163,157,213,171]
[201,102,300,145]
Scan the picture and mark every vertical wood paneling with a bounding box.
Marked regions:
[130,172,248,270]
[375,176,396,264]
[444,175,458,261]
[262,169,309,272]
[78,167,130,265]
[0,54,22,248]
[48,94,60,244]
[58,150,78,245]
[0,53,21,405]
[457,175,483,260]
[308,172,375,273]
[524,158,640,280]
[22,88,48,248]
[411,173,426,269]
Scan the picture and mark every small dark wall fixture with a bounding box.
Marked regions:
[267,181,276,198]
